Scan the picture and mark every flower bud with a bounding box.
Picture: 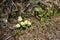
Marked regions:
[18,16,23,23]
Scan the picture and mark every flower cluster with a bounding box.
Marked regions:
[15,16,31,29]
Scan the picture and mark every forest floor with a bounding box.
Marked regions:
[14,15,60,40]
[0,0,60,40]
[0,15,60,40]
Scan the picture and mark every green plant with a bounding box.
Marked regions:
[45,6,53,17]
[15,16,31,30]
[31,4,54,21]
[35,5,44,17]
[23,20,31,28]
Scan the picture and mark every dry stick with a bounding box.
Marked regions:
[20,0,23,10]
[20,0,23,13]
[12,1,18,11]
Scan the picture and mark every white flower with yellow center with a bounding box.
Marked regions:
[16,24,20,28]
[24,20,28,24]
[18,16,23,22]
[24,20,31,26]
[20,22,25,26]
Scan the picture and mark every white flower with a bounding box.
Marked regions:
[16,24,20,28]
[24,20,28,24]
[24,20,31,26]
[20,22,25,26]
[18,16,23,22]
